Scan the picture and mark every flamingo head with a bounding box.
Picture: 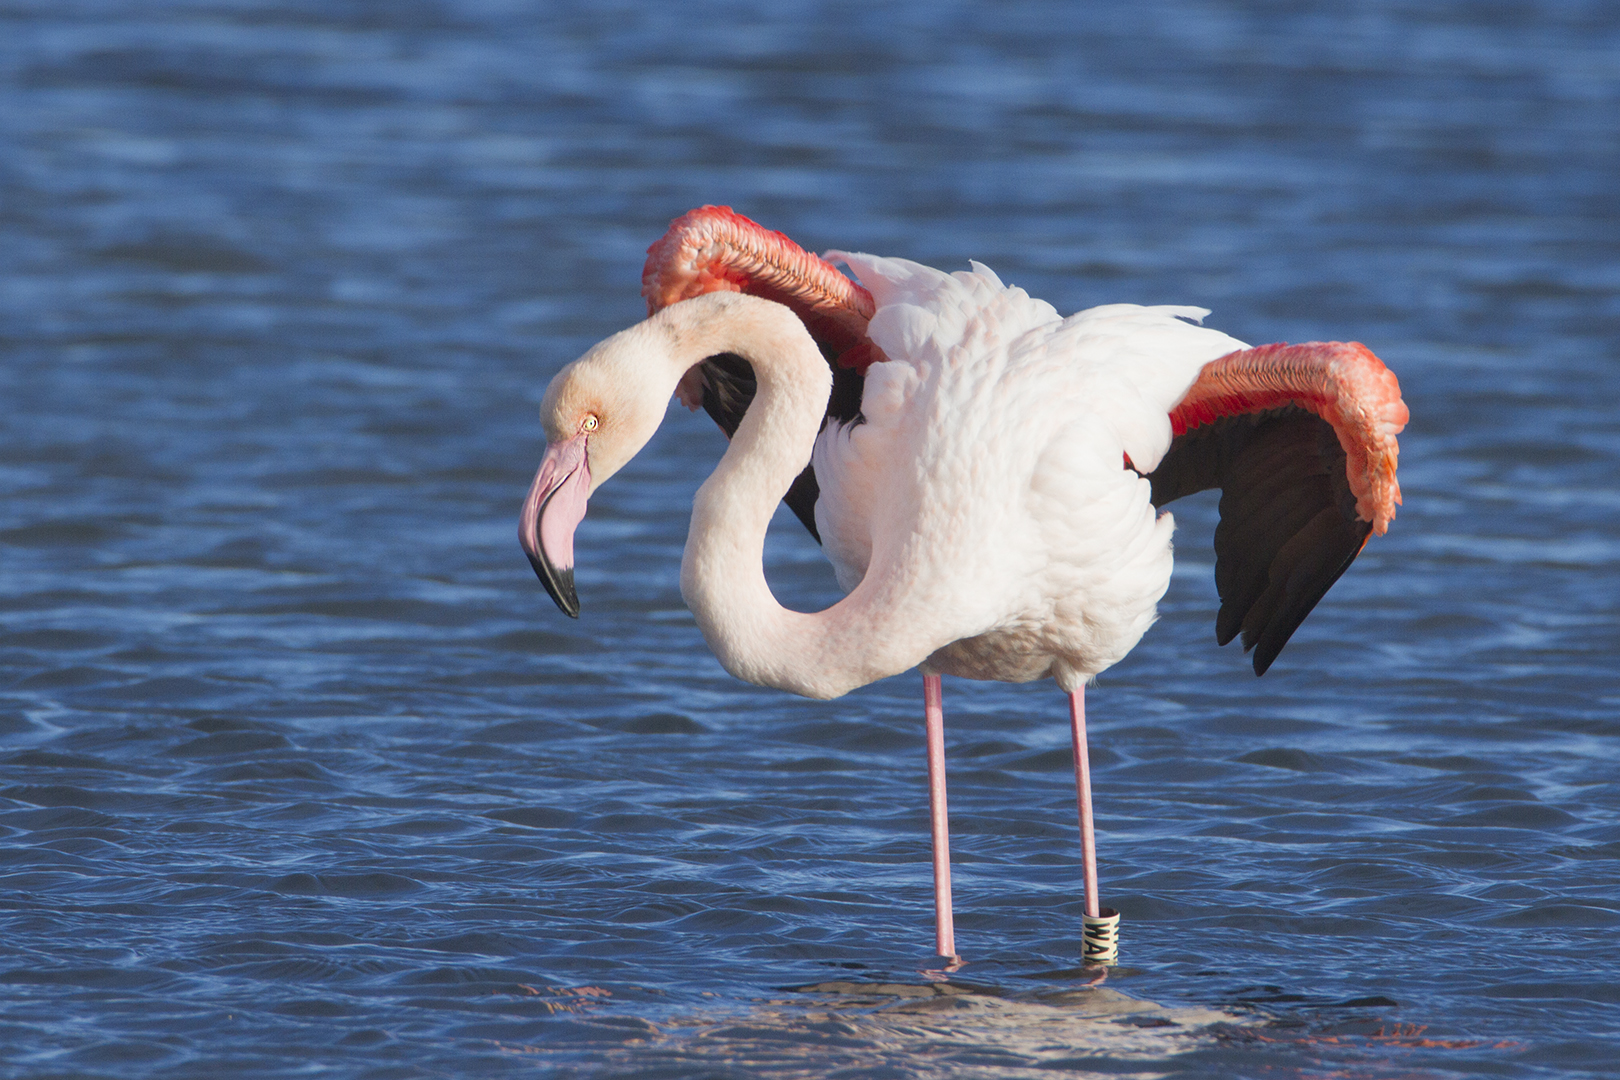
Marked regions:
[520,323,680,617]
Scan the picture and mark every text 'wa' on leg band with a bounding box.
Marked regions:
[1082,908,1120,964]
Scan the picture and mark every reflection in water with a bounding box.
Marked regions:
[543,976,1244,1078]
[523,976,1522,1078]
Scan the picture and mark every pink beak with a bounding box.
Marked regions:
[519,433,591,618]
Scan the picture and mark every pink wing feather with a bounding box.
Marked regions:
[642,205,876,368]
[1169,340,1407,536]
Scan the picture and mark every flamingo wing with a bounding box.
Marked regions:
[1145,342,1408,674]
[683,349,830,539]
[641,206,878,539]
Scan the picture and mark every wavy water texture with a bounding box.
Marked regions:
[1,1,1617,1078]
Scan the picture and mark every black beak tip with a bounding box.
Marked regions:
[527,551,580,619]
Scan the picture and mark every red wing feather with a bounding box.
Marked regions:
[1150,342,1407,674]
[642,205,875,362]
[1169,341,1407,535]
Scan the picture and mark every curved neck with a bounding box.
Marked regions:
[658,294,939,700]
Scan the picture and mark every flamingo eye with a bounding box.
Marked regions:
[582,414,599,433]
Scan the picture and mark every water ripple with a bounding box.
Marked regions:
[3,0,1617,1077]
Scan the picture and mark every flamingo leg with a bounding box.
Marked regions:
[923,674,956,959]
[1069,684,1101,919]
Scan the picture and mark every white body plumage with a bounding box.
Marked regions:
[812,254,1248,690]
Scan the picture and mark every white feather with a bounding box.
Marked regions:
[813,255,1249,687]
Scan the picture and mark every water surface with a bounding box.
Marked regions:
[2,1,1618,1076]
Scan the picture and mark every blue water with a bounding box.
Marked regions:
[3,1,1618,1076]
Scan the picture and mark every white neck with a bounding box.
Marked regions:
[637,293,943,700]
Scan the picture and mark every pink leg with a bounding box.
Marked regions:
[923,674,956,958]
[1069,684,1100,919]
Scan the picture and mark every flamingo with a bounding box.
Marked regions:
[520,207,1406,962]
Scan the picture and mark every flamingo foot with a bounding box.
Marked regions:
[919,955,965,981]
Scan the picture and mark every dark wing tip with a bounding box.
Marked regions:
[1153,407,1374,676]
[1247,514,1370,675]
